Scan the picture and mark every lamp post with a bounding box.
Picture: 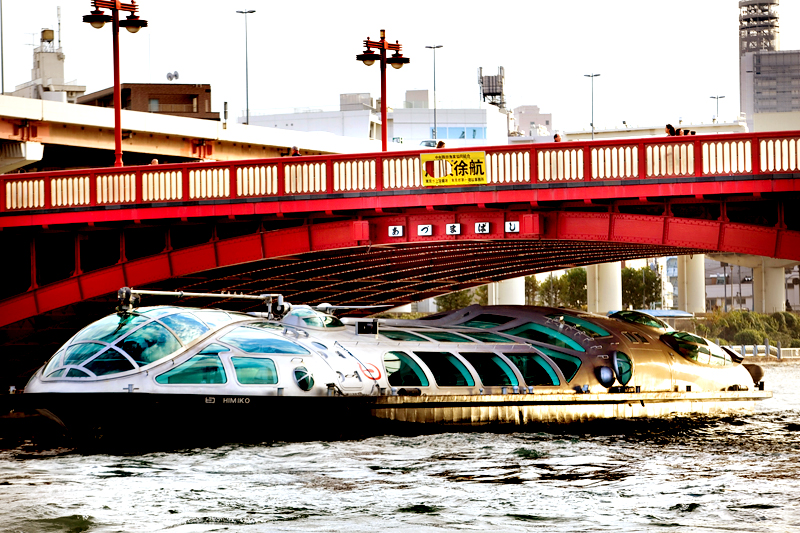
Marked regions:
[710,95,725,122]
[584,73,600,139]
[83,1,147,168]
[425,45,442,139]
[357,30,409,151]
[237,9,255,125]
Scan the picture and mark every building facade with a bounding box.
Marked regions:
[11,29,85,104]
[78,84,220,121]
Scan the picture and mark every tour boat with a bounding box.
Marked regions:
[21,288,771,442]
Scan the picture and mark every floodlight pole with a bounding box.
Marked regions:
[237,10,255,125]
[584,73,600,140]
[426,45,442,139]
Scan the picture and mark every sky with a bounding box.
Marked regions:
[3,0,800,133]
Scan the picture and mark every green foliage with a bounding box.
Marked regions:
[434,289,475,311]
[560,268,587,309]
[698,308,800,346]
[473,285,488,306]
[538,273,561,307]
[525,276,539,305]
[621,266,662,310]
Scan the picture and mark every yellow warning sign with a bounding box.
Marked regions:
[421,151,487,187]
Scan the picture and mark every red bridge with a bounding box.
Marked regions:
[2,131,800,380]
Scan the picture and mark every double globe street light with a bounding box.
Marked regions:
[356,30,409,152]
[83,1,148,167]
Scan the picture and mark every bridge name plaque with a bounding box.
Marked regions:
[421,151,487,187]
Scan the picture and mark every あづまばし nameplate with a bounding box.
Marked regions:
[421,151,487,186]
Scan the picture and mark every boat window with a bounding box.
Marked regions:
[417,331,474,343]
[384,351,430,387]
[504,353,560,386]
[66,368,91,378]
[43,349,65,377]
[661,332,732,366]
[610,310,671,330]
[72,313,148,344]
[622,332,638,343]
[502,323,585,352]
[156,345,228,384]
[294,366,314,391]
[460,352,518,386]
[232,357,279,385]
[117,322,181,366]
[193,311,233,328]
[380,330,428,342]
[414,351,475,387]
[613,351,633,385]
[546,314,610,338]
[160,313,210,344]
[285,308,344,328]
[63,342,106,366]
[46,368,65,378]
[221,326,310,354]
[457,331,514,343]
[633,333,650,344]
[83,348,136,376]
[461,314,516,329]
[534,347,583,382]
[138,307,185,317]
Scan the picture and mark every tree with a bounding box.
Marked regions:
[560,268,587,309]
[621,266,661,310]
[525,275,539,305]
[473,284,488,306]
[435,289,475,311]
[538,272,562,307]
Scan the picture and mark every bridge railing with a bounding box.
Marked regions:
[2,131,799,213]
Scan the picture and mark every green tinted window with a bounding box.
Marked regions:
[610,310,670,330]
[73,313,148,344]
[503,323,585,352]
[384,351,429,387]
[66,368,91,378]
[461,352,518,386]
[193,311,233,328]
[232,357,279,385]
[84,348,135,376]
[414,351,475,387]
[156,347,227,384]
[613,351,633,385]
[380,330,428,342]
[536,347,583,382]
[504,354,560,386]
[63,343,105,366]
[117,321,181,365]
[461,314,515,329]
[458,331,514,343]
[43,350,65,377]
[419,331,473,343]
[221,326,310,354]
[160,313,209,344]
[547,314,610,338]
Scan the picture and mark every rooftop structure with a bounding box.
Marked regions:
[78,83,220,121]
[11,28,86,104]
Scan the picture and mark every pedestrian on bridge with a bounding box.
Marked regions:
[291,146,301,156]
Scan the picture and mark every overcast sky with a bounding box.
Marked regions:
[4,1,799,133]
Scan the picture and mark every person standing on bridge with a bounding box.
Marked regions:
[554,133,562,142]
[436,141,445,149]
[291,146,301,156]
[665,124,676,136]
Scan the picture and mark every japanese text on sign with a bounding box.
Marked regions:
[421,151,487,187]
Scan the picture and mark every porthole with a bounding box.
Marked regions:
[294,366,314,391]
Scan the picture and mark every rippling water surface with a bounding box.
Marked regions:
[2,363,800,532]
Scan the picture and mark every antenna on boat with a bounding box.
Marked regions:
[116,287,290,318]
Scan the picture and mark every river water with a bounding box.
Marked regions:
[1,363,800,533]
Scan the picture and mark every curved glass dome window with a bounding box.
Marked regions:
[546,314,610,338]
[384,351,430,387]
[72,314,149,344]
[84,348,136,376]
[610,310,672,331]
[117,321,181,366]
[660,331,733,367]
[380,330,429,342]
[504,353,560,386]
[159,313,209,344]
[284,308,344,329]
[156,344,228,385]
[613,351,633,385]
[193,311,233,328]
[413,351,475,387]
[220,326,310,354]
[503,322,586,352]
[460,352,518,386]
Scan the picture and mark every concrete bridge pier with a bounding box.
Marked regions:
[488,278,525,306]
[587,262,622,315]
[678,254,706,314]
[753,260,788,313]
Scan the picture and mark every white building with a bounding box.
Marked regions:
[11,29,85,104]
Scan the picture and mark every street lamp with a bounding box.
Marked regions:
[425,45,442,139]
[83,1,147,168]
[584,73,600,140]
[710,95,725,122]
[236,9,255,125]
[357,29,409,151]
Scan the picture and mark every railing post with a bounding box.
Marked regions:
[277,159,286,196]
[375,154,384,191]
[751,134,761,175]
[229,163,239,199]
[638,141,647,179]
[530,147,538,183]
[181,163,191,201]
[694,139,703,177]
[583,144,593,182]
